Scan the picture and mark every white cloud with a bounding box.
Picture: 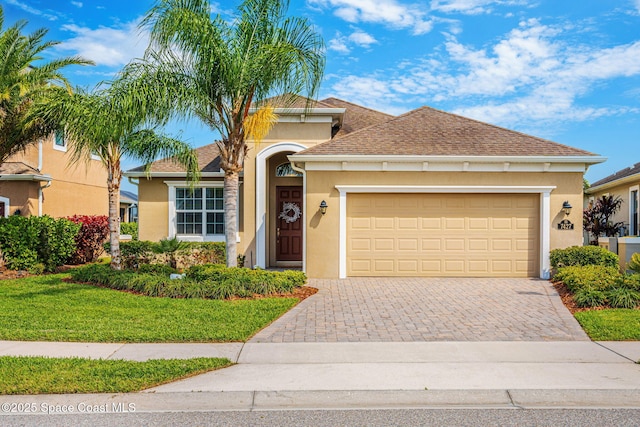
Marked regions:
[431,0,528,15]
[328,29,377,53]
[71,1,83,8]
[308,0,433,35]
[57,21,149,68]
[328,19,640,126]
[328,34,351,53]
[4,0,58,20]
[349,30,377,47]
[634,0,640,14]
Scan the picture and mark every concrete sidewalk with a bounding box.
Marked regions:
[1,340,639,411]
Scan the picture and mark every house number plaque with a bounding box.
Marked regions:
[558,219,574,230]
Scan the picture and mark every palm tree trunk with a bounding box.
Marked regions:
[224,171,239,267]
[108,166,122,270]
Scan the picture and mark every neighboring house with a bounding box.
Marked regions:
[120,190,138,223]
[585,163,640,269]
[0,131,108,218]
[585,163,640,236]
[125,98,604,279]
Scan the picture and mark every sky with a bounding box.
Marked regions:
[3,0,640,191]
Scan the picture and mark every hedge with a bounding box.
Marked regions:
[67,215,109,264]
[549,246,619,269]
[69,263,306,300]
[0,215,80,272]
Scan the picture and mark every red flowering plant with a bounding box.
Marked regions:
[66,215,110,264]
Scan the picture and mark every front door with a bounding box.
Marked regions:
[276,186,303,262]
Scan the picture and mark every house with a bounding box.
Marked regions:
[585,163,640,236]
[0,131,108,218]
[585,163,640,267]
[120,190,138,223]
[125,98,604,279]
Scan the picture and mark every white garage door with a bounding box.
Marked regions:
[347,193,539,277]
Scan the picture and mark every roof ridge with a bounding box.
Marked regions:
[320,97,395,118]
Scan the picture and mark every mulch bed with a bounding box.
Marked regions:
[552,280,611,314]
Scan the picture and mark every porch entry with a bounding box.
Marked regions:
[276,186,303,262]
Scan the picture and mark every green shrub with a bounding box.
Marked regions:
[553,265,621,293]
[138,264,178,275]
[0,215,80,272]
[550,246,619,269]
[606,288,640,309]
[120,222,139,240]
[628,252,640,273]
[621,274,640,291]
[574,288,608,308]
[70,263,306,300]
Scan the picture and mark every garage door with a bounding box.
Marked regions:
[347,193,539,277]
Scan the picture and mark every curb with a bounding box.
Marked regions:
[2,389,639,414]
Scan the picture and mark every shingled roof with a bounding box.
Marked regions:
[320,98,394,138]
[299,106,599,157]
[590,162,640,188]
[0,162,41,175]
[128,143,222,174]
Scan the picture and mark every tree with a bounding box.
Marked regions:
[123,0,325,266]
[583,194,624,244]
[37,85,200,269]
[0,6,92,163]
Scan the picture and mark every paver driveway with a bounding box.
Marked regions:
[250,278,589,342]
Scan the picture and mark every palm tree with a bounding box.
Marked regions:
[122,0,325,266]
[37,85,200,269]
[0,6,92,163]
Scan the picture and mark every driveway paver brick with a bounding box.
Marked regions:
[250,278,589,342]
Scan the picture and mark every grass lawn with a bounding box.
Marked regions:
[0,356,231,394]
[574,309,640,341]
[0,274,298,342]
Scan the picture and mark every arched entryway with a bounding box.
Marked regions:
[255,142,307,269]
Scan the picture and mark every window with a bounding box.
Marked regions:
[53,130,66,151]
[631,186,639,236]
[175,187,224,236]
[275,162,302,177]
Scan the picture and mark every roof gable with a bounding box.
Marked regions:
[300,106,598,157]
[319,98,394,138]
[127,143,221,174]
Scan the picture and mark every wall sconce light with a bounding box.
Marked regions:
[319,200,328,215]
[562,201,572,216]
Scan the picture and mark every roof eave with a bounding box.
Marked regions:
[0,174,52,182]
[586,172,640,194]
[123,171,235,178]
[290,154,607,164]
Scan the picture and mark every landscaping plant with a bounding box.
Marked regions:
[67,215,109,264]
[0,215,79,271]
[583,195,624,244]
[550,245,619,269]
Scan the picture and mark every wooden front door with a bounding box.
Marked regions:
[276,186,303,262]
[0,202,4,218]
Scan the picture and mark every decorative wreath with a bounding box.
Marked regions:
[279,202,301,223]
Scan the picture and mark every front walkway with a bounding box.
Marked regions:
[250,278,589,342]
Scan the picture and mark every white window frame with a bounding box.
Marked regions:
[165,181,225,242]
[630,185,639,236]
[0,196,9,218]
[53,130,67,152]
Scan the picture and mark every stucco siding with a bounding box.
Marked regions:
[304,171,584,278]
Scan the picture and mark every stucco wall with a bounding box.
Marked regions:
[303,171,584,278]
[0,181,38,216]
[137,178,171,242]
[587,178,640,235]
[1,135,108,218]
